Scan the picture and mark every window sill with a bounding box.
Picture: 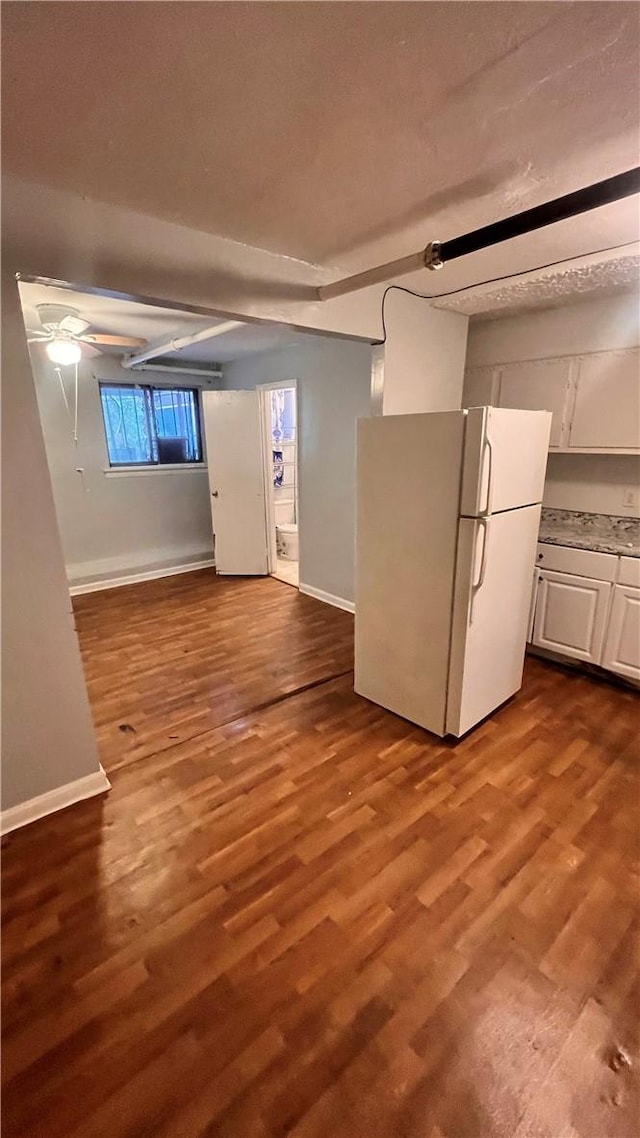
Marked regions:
[103,464,208,478]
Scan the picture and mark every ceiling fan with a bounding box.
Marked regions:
[27,304,148,365]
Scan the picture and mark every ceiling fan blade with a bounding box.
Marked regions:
[59,314,91,336]
[80,334,148,348]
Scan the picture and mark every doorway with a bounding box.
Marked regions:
[260,382,298,588]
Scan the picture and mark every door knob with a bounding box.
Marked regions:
[211,490,219,498]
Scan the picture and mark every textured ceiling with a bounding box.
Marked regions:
[435,255,640,318]
[3,2,639,273]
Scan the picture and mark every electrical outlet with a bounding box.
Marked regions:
[622,487,639,511]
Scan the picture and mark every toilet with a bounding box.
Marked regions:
[274,499,298,562]
[276,522,299,561]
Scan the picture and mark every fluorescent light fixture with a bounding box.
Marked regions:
[130,362,223,378]
[46,338,82,366]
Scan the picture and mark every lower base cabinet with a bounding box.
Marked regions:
[529,546,640,683]
[532,570,611,663]
[601,584,640,681]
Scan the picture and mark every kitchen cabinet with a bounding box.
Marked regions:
[532,570,611,663]
[461,367,499,409]
[498,360,571,449]
[462,348,639,453]
[530,546,639,681]
[601,584,640,681]
[569,349,640,450]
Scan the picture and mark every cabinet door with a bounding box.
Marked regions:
[532,570,611,662]
[569,349,640,449]
[462,367,500,409]
[498,360,571,448]
[602,584,640,680]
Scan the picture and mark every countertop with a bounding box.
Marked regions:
[538,509,640,558]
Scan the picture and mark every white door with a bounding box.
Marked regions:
[446,504,542,737]
[460,406,552,517]
[202,390,269,575]
[498,359,572,449]
[602,584,640,681]
[569,349,640,450]
[532,570,611,663]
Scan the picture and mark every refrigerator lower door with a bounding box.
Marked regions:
[446,504,542,737]
[460,406,552,516]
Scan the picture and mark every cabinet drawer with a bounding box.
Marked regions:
[618,556,640,588]
[532,571,611,663]
[535,543,617,581]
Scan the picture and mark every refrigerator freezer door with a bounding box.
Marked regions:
[355,411,465,736]
[446,503,542,737]
[460,407,551,517]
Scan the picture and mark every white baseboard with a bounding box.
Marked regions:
[1,766,111,836]
[299,582,355,614]
[69,559,215,596]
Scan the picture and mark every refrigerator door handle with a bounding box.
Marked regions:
[479,434,494,517]
[470,517,489,624]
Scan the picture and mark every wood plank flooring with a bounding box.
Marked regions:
[2,569,639,1137]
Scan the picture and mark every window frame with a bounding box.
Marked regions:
[98,380,205,469]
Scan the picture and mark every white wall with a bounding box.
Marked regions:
[30,352,217,586]
[380,291,469,415]
[1,270,103,813]
[224,337,372,605]
[465,293,640,517]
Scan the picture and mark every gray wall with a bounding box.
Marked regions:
[29,351,217,587]
[224,336,372,604]
[1,269,102,811]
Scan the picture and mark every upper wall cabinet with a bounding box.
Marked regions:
[498,359,571,449]
[461,366,500,410]
[569,349,640,450]
[462,347,639,454]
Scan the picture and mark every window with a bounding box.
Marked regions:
[99,383,203,466]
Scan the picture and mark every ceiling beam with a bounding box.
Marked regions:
[318,168,640,302]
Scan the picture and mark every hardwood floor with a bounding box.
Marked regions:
[2,569,639,1137]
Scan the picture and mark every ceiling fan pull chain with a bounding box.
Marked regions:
[55,366,72,418]
[73,360,79,446]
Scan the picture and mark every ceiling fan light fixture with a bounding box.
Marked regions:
[46,338,82,366]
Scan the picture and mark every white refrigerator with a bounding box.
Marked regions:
[355,406,552,737]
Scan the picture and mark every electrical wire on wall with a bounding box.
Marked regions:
[377,240,640,344]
